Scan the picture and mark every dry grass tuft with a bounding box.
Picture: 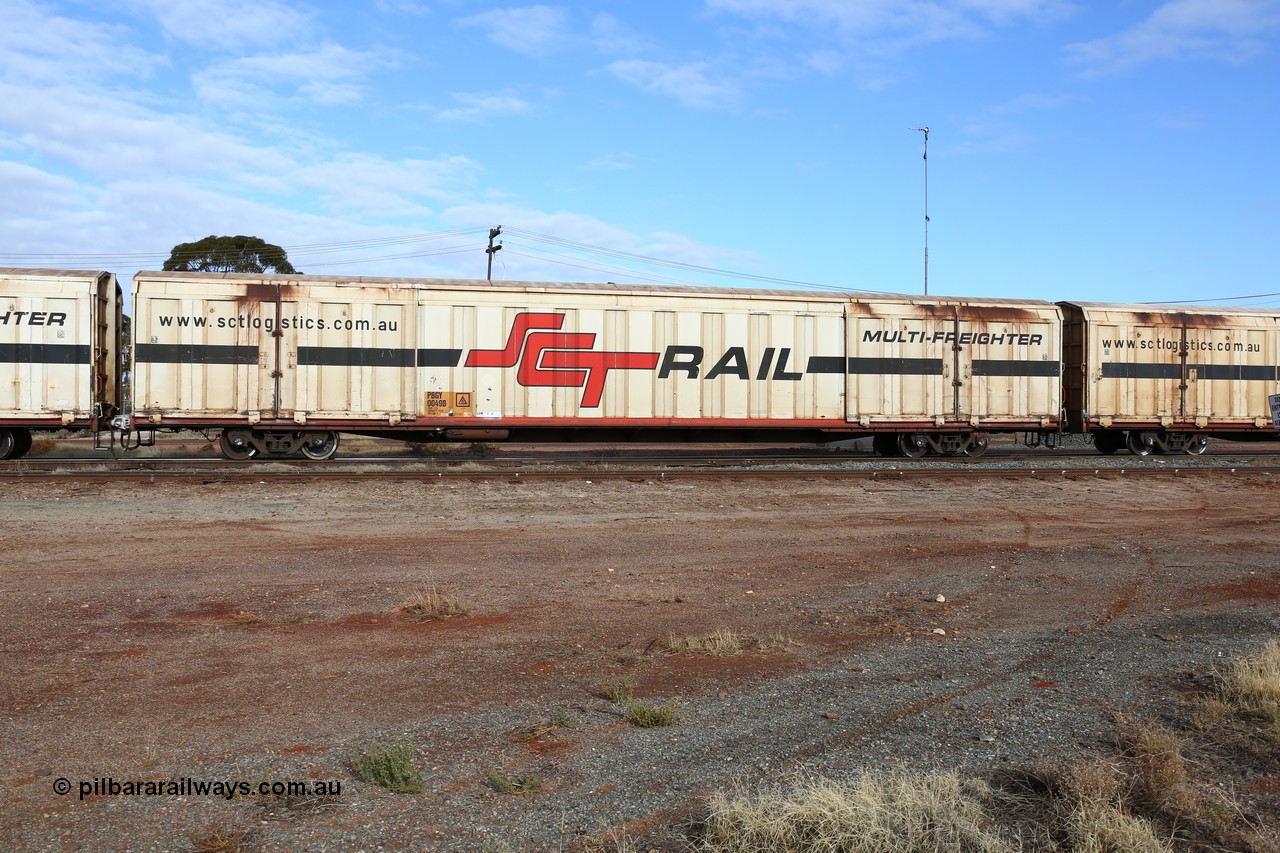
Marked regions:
[188,821,249,853]
[1219,639,1280,723]
[667,629,744,656]
[1062,803,1172,853]
[488,769,544,795]
[625,699,682,728]
[28,436,58,456]
[1054,759,1173,853]
[701,772,1013,853]
[597,680,634,703]
[400,586,469,622]
[1116,716,1197,817]
[575,826,639,853]
[349,738,424,794]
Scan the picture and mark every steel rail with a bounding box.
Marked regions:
[3,462,1279,482]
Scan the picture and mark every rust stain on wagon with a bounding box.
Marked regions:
[235,281,301,306]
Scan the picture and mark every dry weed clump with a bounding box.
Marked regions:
[701,772,1012,853]
[1219,639,1280,722]
[188,820,249,853]
[400,586,469,622]
[1056,761,1172,853]
[625,699,682,728]
[667,628,744,656]
[348,739,424,794]
[1115,716,1197,818]
[1062,804,1172,853]
[666,629,799,656]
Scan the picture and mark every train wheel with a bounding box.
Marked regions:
[1126,430,1157,457]
[898,432,929,458]
[1093,431,1124,455]
[299,432,339,461]
[0,429,15,461]
[962,433,989,458]
[12,430,32,458]
[219,429,258,460]
[1185,435,1210,455]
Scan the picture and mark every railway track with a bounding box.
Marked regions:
[5,447,1280,481]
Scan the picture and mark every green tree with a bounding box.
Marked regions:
[163,235,299,274]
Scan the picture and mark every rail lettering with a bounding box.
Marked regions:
[0,311,67,326]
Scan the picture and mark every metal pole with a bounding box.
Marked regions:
[909,127,929,296]
[486,225,503,281]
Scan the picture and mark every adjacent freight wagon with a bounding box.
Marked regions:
[0,268,122,460]
[130,272,1065,459]
[1061,302,1280,455]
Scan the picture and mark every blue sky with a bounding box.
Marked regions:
[2,0,1278,306]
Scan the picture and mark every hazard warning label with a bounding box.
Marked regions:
[425,391,475,416]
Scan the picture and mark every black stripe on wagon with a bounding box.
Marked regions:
[0,343,92,364]
[1101,362,1180,379]
[1102,362,1278,381]
[418,348,463,367]
[298,347,416,367]
[1193,364,1277,382]
[847,357,945,376]
[806,356,847,374]
[134,344,259,364]
[972,359,1061,377]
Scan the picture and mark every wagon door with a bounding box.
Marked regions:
[958,308,1061,427]
[293,295,417,422]
[845,304,948,427]
[133,284,266,419]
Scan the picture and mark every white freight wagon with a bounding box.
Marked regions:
[1060,302,1280,454]
[131,272,1063,459]
[0,268,121,460]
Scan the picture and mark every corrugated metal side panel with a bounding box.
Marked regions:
[134,277,419,422]
[845,301,1061,426]
[293,291,417,419]
[0,272,101,419]
[132,282,262,417]
[1076,306,1280,427]
[417,290,846,421]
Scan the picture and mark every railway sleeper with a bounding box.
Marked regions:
[219,428,340,461]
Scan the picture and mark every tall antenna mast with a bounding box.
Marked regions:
[909,127,930,296]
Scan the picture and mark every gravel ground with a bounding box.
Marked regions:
[1,464,1278,851]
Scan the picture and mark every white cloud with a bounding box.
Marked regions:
[295,153,480,219]
[705,0,1075,48]
[1066,0,1280,75]
[192,43,384,107]
[0,0,162,83]
[434,91,535,123]
[456,5,571,58]
[127,0,314,51]
[584,153,636,172]
[440,203,765,285]
[607,60,740,108]
[588,13,652,55]
[951,91,1077,155]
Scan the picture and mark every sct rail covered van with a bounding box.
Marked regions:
[130,272,1064,459]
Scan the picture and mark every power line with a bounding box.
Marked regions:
[1142,291,1280,305]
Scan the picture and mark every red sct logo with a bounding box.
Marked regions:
[464,313,660,407]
